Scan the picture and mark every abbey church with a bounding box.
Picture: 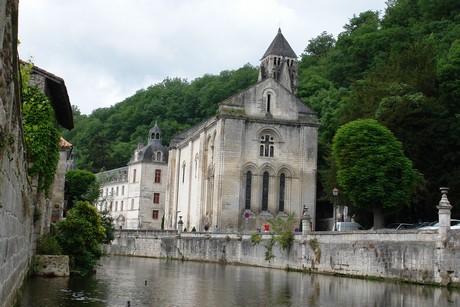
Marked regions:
[97,29,319,232]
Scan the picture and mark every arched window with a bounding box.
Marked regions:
[267,94,271,113]
[245,171,252,210]
[279,173,285,212]
[260,135,274,157]
[133,169,137,183]
[262,171,269,211]
[157,151,162,161]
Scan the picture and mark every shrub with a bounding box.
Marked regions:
[36,233,62,255]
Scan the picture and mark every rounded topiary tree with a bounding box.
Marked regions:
[332,119,420,229]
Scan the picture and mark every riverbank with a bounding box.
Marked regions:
[104,229,460,287]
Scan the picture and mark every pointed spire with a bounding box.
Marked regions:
[258,28,298,94]
[261,28,297,59]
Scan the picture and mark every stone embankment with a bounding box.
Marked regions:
[105,228,460,286]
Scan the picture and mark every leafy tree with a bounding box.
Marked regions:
[303,31,336,58]
[332,119,420,229]
[99,210,115,244]
[65,170,99,209]
[57,201,106,274]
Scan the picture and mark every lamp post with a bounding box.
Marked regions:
[333,187,339,231]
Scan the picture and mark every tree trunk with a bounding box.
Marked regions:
[373,204,385,229]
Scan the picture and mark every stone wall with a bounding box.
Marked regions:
[0,1,36,307]
[105,229,460,286]
[34,255,70,277]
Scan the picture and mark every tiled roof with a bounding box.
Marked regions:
[60,137,72,148]
[261,28,297,59]
[29,64,74,129]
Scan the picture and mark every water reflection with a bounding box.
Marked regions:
[20,255,459,306]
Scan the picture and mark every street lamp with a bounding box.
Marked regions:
[333,187,339,231]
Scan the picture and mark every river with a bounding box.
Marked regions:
[20,255,459,306]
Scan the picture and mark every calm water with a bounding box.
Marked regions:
[20,255,459,307]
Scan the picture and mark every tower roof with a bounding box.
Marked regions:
[149,121,162,135]
[261,28,297,59]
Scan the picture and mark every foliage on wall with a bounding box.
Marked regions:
[21,63,60,196]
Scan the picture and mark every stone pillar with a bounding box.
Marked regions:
[302,206,311,236]
[437,187,452,242]
[177,216,184,233]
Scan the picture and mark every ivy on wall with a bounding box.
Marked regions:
[21,64,60,196]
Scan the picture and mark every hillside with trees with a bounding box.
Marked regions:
[62,0,460,225]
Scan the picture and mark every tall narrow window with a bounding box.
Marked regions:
[152,210,159,220]
[260,135,274,157]
[131,199,134,210]
[182,162,186,183]
[155,169,161,183]
[267,94,271,113]
[153,193,160,204]
[133,169,137,183]
[245,171,252,210]
[115,201,118,211]
[120,201,123,211]
[116,187,119,196]
[279,173,285,212]
[262,171,269,211]
[122,186,124,195]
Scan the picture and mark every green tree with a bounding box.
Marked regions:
[332,119,420,229]
[65,170,99,209]
[99,210,115,244]
[57,201,106,274]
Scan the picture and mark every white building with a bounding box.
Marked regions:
[97,123,168,229]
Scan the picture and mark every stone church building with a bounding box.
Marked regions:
[97,29,319,232]
[164,29,319,232]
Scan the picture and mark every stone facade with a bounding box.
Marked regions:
[164,29,319,232]
[0,1,34,306]
[97,123,168,230]
[34,255,70,277]
[50,138,73,223]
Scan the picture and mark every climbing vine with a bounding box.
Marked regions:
[21,63,60,196]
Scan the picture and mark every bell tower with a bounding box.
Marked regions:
[258,28,298,94]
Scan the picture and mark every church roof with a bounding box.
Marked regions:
[261,28,297,59]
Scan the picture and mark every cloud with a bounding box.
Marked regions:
[18,0,387,114]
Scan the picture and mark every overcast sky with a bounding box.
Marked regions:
[18,0,387,115]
